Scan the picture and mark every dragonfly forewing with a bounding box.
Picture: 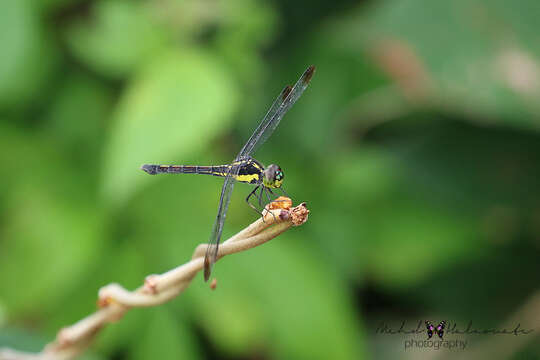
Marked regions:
[203,163,242,281]
[239,65,315,158]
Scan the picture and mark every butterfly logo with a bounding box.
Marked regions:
[425,320,446,339]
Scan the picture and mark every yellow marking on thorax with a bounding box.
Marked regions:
[234,173,260,183]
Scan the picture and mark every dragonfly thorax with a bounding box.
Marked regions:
[263,164,284,188]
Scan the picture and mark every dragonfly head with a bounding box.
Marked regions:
[263,164,284,188]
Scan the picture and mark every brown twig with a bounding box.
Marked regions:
[0,200,309,360]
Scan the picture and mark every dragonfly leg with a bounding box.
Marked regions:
[259,186,276,222]
[268,187,282,201]
[264,187,278,221]
[246,185,266,220]
[265,187,273,203]
[269,187,290,203]
[258,185,264,208]
[279,186,290,198]
[268,186,293,206]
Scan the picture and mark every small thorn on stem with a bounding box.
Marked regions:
[144,275,159,294]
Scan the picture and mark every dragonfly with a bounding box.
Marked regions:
[141,65,315,281]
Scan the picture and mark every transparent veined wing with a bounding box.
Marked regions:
[237,65,315,159]
[203,163,242,281]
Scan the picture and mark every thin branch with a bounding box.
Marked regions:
[0,199,309,360]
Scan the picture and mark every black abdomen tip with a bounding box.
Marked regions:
[141,164,157,175]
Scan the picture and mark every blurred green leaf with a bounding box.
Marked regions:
[102,49,238,207]
[187,277,266,355]
[245,240,364,360]
[65,0,171,78]
[43,71,114,154]
[39,0,85,12]
[366,201,480,287]
[218,0,277,48]
[131,308,201,360]
[0,126,104,314]
[333,0,540,129]
[307,146,483,287]
[44,242,148,340]
[214,0,277,84]
[0,0,59,109]
[308,149,397,277]
[95,305,148,356]
[0,328,46,352]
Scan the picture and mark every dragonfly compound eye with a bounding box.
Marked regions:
[273,169,284,187]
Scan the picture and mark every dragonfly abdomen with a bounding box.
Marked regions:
[141,161,263,185]
[141,164,230,176]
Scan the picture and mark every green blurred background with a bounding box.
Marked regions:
[1,0,540,359]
